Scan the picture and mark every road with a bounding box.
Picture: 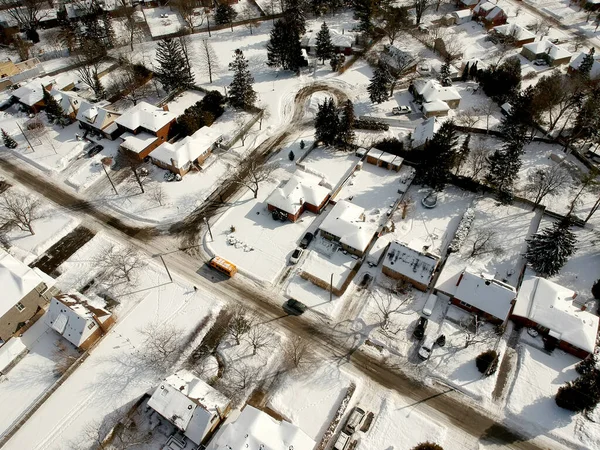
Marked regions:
[0,81,566,450]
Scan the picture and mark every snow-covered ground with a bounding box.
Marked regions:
[143,7,187,38]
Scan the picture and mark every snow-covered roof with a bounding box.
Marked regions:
[115,101,176,132]
[148,369,230,445]
[50,89,82,116]
[454,270,516,321]
[474,1,496,14]
[319,200,376,253]
[452,9,473,19]
[493,23,535,41]
[569,51,600,80]
[461,0,479,5]
[266,171,330,216]
[366,148,403,166]
[301,29,354,49]
[208,405,315,450]
[12,76,54,106]
[0,249,49,318]
[76,100,121,131]
[422,99,450,114]
[120,131,158,153]
[383,241,440,286]
[485,6,505,20]
[151,127,222,169]
[522,39,571,61]
[513,276,599,354]
[414,79,461,103]
[412,117,441,147]
[44,293,111,348]
[380,45,417,72]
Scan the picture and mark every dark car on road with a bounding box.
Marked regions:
[413,316,428,340]
[300,232,314,249]
[87,144,104,158]
[283,299,307,316]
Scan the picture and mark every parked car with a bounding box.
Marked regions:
[359,273,373,288]
[418,336,435,360]
[86,144,103,158]
[289,247,303,264]
[283,298,307,316]
[392,105,411,115]
[272,210,287,222]
[413,316,428,340]
[533,59,547,66]
[333,431,351,450]
[164,172,176,182]
[422,294,438,316]
[300,231,314,249]
[344,407,366,434]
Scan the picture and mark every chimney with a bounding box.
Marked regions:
[162,105,169,111]
[581,302,588,312]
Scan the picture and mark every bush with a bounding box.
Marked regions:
[174,90,225,137]
[555,370,600,412]
[476,350,499,376]
[412,443,444,450]
[576,357,598,376]
[353,118,389,131]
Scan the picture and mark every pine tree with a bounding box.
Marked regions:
[289,150,295,160]
[283,0,307,35]
[368,66,391,104]
[266,20,304,71]
[469,61,479,80]
[556,370,600,412]
[42,88,65,122]
[330,53,345,71]
[315,22,334,65]
[300,140,305,149]
[337,100,356,150]
[416,121,458,192]
[92,73,106,100]
[315,98,339,146]
[525,217,577,277]
[454,134,470,175]
[578,47,595,79]
[461,62,469,81]
[228,49,257,109]
[215,4,238,24]
[485,141,523,203]
[155,39,194,93]
[352,0,376,35]
[2,129,17,149]
[440,62,450,80]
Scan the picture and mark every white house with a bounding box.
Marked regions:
[148,370,231,445]
[412,117,441,149]
[379,45,417,75]
[569,51,600,80]
[76,100,122,139]
[410,79,461,118]
[207,405,315,450]
[521,40,572,66]
[492,23,535,47]
[318,200,377,256]
[452,9,473,25]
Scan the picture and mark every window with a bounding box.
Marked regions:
[87,321,96,330]
[459,301,471,308]
[15,302,25,312]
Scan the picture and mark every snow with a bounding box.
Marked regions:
[0,249,49,316]
[165,90,206,117]
[143,7,187,39]
[454,271,517,322]
[151,127,222,169]
[115,101,176,132]
[265,170,330,216]
[298,244,357,292]
[319,200,376,255]
[301,147,360,189]
[382,241,440,287]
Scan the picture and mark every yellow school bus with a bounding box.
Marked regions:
[209,256,237,277]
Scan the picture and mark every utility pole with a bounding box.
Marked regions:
[207,16,211,37]
[100,158,118,195]
[204,217,213,240]
[131,166,144,193]
[159,255,173,282]
[329,273,333,302]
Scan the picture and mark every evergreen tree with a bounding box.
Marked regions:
[155,38,194,93]
[469,61,479,80]
[42,88,65,122]
[316,22,334,64]
[266,20,304,71]
[337,100,356,150]
[525,217,577,277]
[556,370,600,412]
[480,56,521,102]
[368,66,391,104]
[578,48,595,79]
[315,98,339,146]
[461,62,470,81]
[228,49,257,109]
[300,140,305,149]
[330,53,346,71]
[92,72,106,100]
[352,0,377,35]
[416,121,458,192]
[215,4,238,24]
[283,0,307,35]
[485,141,523,203]
[440,62,450,80]
[2,129,17,149]
[289,150,295,160]
[454,134,470,175]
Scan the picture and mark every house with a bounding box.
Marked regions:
[447,270,517,324]
[521,40,572,66]
[379,45,417,76]
[364,148,403,171]
[459,0,480,9]
[44,293,114,351]
[207,405,315,450]
[412,117,441,149]
[410,79,461,117]
[301,29,354,55]
[0,249,55,344]
[148,370,231,445]
[473,1,508,28]
[0,58,43,90]
[319,200,377,257]
[443,9,473,26]
[11,75,74,112]
[382,240,440,291]
[491,23,535,47]
[115,101,176,160]
[266,171,331,222]
[76,100,122,139]
[512,276,599,359]
[150,126,222,176]
[569,51,600,80]
[50,89,82,120]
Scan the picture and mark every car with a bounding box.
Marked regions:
[300,232,314,249]
[289,247,303,264]
[421,191,438,209]
[164,172,176,182]
[359,273,373,288]
[413,316,428,340]
[283,298,307,316]
[344,407,366,434]
[86,144,104,158]
[392,105,411,115]
[418,336,435,360]
[422,294,438,317]
[333,431,351,450]
[533,59,547,66]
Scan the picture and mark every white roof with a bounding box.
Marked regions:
[319,200,376,253]
[148,370,230,444]
[569,51,600,80]
[414,79,461,103]
[383,241,440,286]
[380,45,417,72]
[76,100,121,131]
[493,23,535,41]
[522,39,572,61]
[454,270,516,321]
[513,276,599,353]
[453,9,473,19]
[422,99,450,113]
[50,89,82,116]
[474,1,496,13]
[266,171,330,216]
[0,249,48,318]
[461,0,479,5]
[120,131,158,153]
[115,101,176,132]
[12,76,54,106]
[485,6,505,20]
[413,117,441,147]
[301,29,353,49]
[208,406,315,450]
[151,127,222,168]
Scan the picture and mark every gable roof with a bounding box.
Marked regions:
[115,101,176,132]
[412,117,441,147]
[0,249,48,318]
[513,276,599,353]
[380,45,417,72]
[569,51,600,80]
[383,240,440,286]
[414,79,461,103]
[266,171,330,216]
[493,23,535,41]
[50,89,82,116]
[76,100,121,131]
[454,270,516,321]
[151,126,222,169]
[319,200,376,253]
[522,40,571,61]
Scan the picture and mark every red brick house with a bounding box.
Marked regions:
[473,1,508,29]
[266,171,331,222]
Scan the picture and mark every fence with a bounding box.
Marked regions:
[222,109,264,151]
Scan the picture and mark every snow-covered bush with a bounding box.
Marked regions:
[448,207,474,253]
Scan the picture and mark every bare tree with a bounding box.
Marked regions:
[413,0,434,25]
[246,322,270,355]
[525,165,571,209]
[12,35,33,61]
[151,184,168,206]
[468,142,488,180]
[572,32,587,53]
[227,362,259,391]
[173,0,205,32]
[53,341,78,376]
[76,409,152,450]
[117,2,144,51]
[0,0,48,36]
[230,160,277,199]
[109,57,152,106]
[491,43,512,66]
[372,290,411,334]
[468,229,502,258]
[398,195,413,220]
[568,168,599,215]
[227,306,251,345]
[456,108,480,129]
[136,323,184,373]
[481,99,496,133]
[94,244,147,286]
[459,315,491,348]
[284,336,311,369]
[527,19,551,38]
[76,49,106,100]
[177,33,194,80]
[0,191,41,235]
[236,116,250,146]
[241,5,260,35]
[199,39,219,84]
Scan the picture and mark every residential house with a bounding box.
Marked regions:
[150,126,222,176]
[207,405,315,450]
[445,270,517,324]
[0,249,55,344]
[382,240,440,291]
[443,9,473,26]
[459,0,480,9]
[410,79,461,118]
[319,200,377,257]
[0,58,43,90]
[379,45,417,76]
[473,1,508,28]
[76,100,122,139]
[115,101,176,160]
[11,75,74,112]
[266,171,331,222]
[512,276,599,359]
[44,293,114,351]
[521,40,572,66]
[491,23,535,47]
[412,117,441,149]
[301,29,354,55]
[364,149,403,171]
[569,51,600,80]
[50,89,82,120]
[148,370,231,445]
